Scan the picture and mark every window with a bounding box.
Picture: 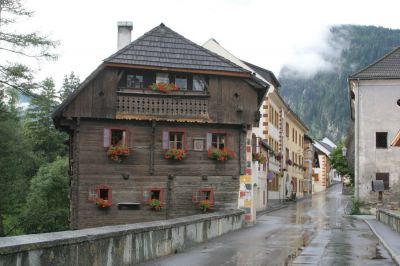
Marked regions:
[192,188,215,206]
[286,123,289,137]
[292,128,295,142]
[397,99,400,107]
[376,132,388,148]
[162,130,185,150]
[143,189,164,203]
[95,186,112,201]
[103,128,127,147]
[285,148,289,163]
[127,74,144,88]
[376,173,389,190]
[156,73,169,84]
[175,75,187,90]
[212,133,226,149]
[193,75,206,91]
[169,132,184,149]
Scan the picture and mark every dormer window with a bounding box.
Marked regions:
[127,74,143,88]
[175,75,187,90]
[156,73,169,84]
[193,75,206,91]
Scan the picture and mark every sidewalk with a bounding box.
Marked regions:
[356,215,400,265]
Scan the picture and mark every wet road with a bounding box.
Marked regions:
[141,184,394,266]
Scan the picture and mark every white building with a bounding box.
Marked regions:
[349,47,400,200]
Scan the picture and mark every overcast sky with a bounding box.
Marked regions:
[16,0,400,88]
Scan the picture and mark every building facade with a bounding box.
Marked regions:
[349,47,400,200]
[53,23,267,229]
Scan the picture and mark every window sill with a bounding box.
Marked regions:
[117,88,210,98]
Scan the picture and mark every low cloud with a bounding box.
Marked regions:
[280,25,349,79]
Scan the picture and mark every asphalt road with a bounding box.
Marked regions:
[141,184,394,266]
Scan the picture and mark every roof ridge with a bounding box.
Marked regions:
[349,46,400,78]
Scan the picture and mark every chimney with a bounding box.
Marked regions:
[117,21,133,50]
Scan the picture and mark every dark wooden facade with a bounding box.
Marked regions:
[54,24,267,229]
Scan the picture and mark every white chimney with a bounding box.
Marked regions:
[117,21,133,50]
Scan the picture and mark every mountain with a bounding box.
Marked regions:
[279,25,400,142]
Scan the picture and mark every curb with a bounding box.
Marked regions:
[363,219,400,266]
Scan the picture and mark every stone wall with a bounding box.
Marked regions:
[376,208,400,233]
[0,210,244,266]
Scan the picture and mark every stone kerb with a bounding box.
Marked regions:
[0,210,244,265]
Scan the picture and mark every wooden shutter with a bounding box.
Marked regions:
[160,189,165,205]
[88,188,96,202]
[192,190,199,203]
[210,189,215,205]
[103,128,111,147]
[142,190,150,203]
[162,130,169,149]
[206,133,212,149]
[122,130,127,145]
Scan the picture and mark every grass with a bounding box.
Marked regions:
[350,197,363,215]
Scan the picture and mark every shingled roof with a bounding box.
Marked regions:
[350,46,400,79]
[242,61,281,88]
[104,23,250,75]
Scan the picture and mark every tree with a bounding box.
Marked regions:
[60,72,80,102]
[19,157,69,234]
[329,144,354,184]
[0,0,57,97]
[24,78,67,163]
[0,90,37,236]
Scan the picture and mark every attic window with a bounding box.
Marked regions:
[376,132,388,149]
[175,75,187,90]
[193,75,206,91]
[156,73,169,84]
[127,74,143,88]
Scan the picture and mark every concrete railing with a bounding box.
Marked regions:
[0,210,244,266]
[376,208,400,233]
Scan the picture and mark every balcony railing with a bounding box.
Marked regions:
[116,93,209,119]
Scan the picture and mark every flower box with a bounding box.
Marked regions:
[149,82,178,93]
[275,153,282,161]
[200,199,213,212]
[150,199,162,211]
[107,144,129,163]
[207,148,235,162]
[164,148,187,161]
[96,198,112,209]
[286,159,293,166]
[252,152,266,164]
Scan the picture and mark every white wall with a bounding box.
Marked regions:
[357,80,400,199]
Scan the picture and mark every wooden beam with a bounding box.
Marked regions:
[103,63,251,78]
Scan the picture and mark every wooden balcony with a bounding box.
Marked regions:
[116,90,210,122]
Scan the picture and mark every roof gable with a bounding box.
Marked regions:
[105,23,250,75]
[242,61,281,88]
[350,46,400,79]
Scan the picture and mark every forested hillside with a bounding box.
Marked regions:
[279,25,400,141]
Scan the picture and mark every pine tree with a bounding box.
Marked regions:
[0,0,57,97]
[60,72,80,102]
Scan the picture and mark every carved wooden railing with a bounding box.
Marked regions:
[116,95,209,117]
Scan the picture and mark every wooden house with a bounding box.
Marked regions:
[53,23,267,229]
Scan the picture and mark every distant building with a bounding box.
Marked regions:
[349,47,400,200]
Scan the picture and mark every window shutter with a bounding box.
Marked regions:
[160,189,165,205]
[142,190,150,203]
[103,128,111,147]
[192,190,199,203]
[122,130,127,145]
[210,189,215,205]
[206,133,212,149]
[162,130,169,149]
[88,188,96,202]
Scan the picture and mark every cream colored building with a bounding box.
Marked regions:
[283,109,308,199]
[203,38,308,206]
